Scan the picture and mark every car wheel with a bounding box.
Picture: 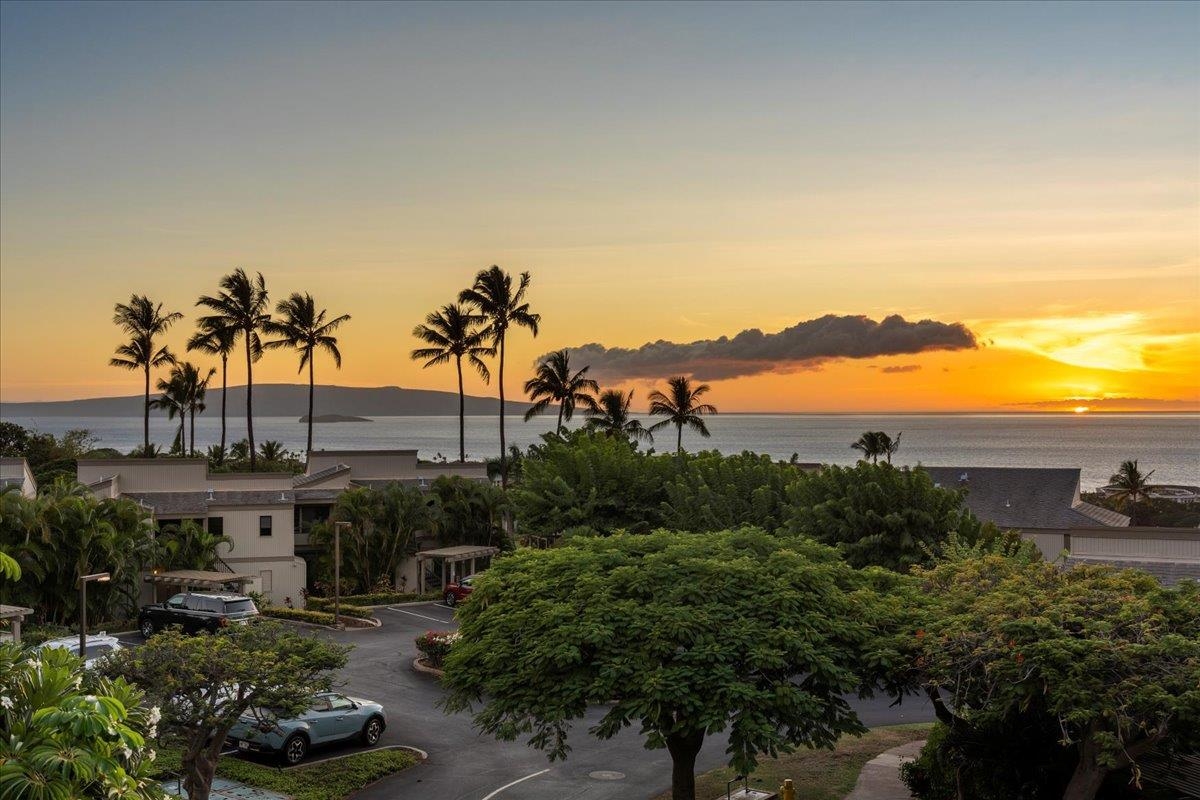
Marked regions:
[443,592,456,607]
[140,619,156,639]
[281,733,308,766]
[361,716,384,746]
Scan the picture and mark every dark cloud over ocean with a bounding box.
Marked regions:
[550,314,977,381]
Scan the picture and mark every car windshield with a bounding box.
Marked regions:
[224,599,257,614]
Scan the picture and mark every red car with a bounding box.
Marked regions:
[443,575,475,607]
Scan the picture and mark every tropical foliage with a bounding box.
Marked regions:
[151,362,216,456]
[429,475,510,550]
[0,643,163,800]
[187,317,238,453]
[104,623,349,800]
[785,462,985,571]
[0,422,101,486]
[156,520,233,571]
[458,265,540,485]
[410,304,493,462]
[850,430,902,464]
[263,292,351,455]
[196,269,271,471]
[522,349,598,431]
[442,528,904,800]
[647,376,718,453]
[584,388,653,443]
[900,542,1200,800]
[109,294,183,452]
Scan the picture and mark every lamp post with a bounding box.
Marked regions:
[78,572,110,659]
[333,521,350,629]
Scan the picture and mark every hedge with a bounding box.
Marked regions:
[306,591,442,607]
[295,599,375,619]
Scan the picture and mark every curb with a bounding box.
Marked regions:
[263,615,381,632]
[274,744,429,771]
[411,656,445,678]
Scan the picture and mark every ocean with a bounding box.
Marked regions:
[4,412,1198,490]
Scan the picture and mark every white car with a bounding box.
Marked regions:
[37,632,123,669]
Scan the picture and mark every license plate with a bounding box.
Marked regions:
[238,741,249,751]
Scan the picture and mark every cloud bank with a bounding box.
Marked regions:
[554,314,977,381]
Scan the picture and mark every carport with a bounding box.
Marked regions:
[144,569,256,602]
[415,545,499,594]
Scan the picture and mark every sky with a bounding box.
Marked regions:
[1,1,1197,412]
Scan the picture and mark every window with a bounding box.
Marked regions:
[259,515,272,536]
[167,594,186,609]
[259,570,273,594]
[225,598,257,614]
[328,695,354,711]
[208,516,224,536]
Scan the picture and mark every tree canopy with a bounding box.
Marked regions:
[441,528,904,800]
[104,622,349,800]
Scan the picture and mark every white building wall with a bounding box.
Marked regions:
[306,451,419,478]
[77,459,208,491]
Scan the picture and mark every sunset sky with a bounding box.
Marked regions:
[1,1,1197,412]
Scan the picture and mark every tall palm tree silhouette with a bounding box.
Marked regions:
[585,389,653,443]
[187,318,238,454]
[110,295,183,453]
[459,266,540,485]
[523,350,599,433]
[411,304,493,462]
[263,292,351,456]
[197,269,271,470]
[647,376,718,454]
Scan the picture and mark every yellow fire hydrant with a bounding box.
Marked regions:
[779,778,796,800]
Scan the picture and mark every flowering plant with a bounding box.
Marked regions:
[415,630,459,668]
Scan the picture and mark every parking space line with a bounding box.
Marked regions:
[480,768,551,800]
[384,607,455,623]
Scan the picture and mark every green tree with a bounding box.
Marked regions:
[851,431,902,464]
[257,440,288,463]
[104,622,350,800]
[648,376,717,454]
[430,475,510,549]
[584,388,653,444]
[0,421,30,456]
[157,519,233,571]
[1105,459,1156,524]
[658,450,799,532]
[197,269,271,471]
[442,528,901,800]
[152,362,215,456]
[0,643,163,800]
[110,295,184,453]
[263,292,351,456]
[410,304,493,462]
[522,349,599,432]
[0,424,100,485]
[187,318,238,453]
[903,544,1200,800]
[458,266,540,486]
[785,463,984,571]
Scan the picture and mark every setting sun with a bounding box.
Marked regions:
[1074,406,1090,414]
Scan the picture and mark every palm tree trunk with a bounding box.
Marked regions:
[245,332,256,471]
[456,355,466,463]
[143,363,151,452]
[190,406,196,457]
[498,335,507,487]
[178,414,185,455]
[556,403,563,434]
[220,354,228,453]
[677,422,683,454]
[306,351,314,456]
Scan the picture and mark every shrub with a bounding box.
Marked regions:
[297,599,375,619]
[414,630,458,668]
[308,591,441,606]
[261,607,339,626]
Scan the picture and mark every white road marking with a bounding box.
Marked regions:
[384,607,455,623]
[480,768,551,800]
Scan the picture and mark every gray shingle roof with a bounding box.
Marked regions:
[123,490,293,515]
[293,463,351,487]
[1067,556,1200,587]
[922,466,1129,530]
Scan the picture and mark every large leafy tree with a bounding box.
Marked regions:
[0,644,162,800]
[411,304,493,462]
[903,543,1200,800]
[429,475,510,550]
[658,451,799,532]
[263,292,351,456]
[648,376,718,454]
[104,623,349,800]
[584,388,653,444]
[458,266,540,486]
[522,349,598,433]
[110,295,184,453]
[442,528,902,800]
[187,318,238,453]
[785,463,984,572]
[197,269,271,471]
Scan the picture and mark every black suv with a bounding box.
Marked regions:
[138,592,260,638]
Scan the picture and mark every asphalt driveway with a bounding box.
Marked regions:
[307,603,934,800]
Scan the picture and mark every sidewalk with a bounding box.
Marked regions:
[844,739,924,800]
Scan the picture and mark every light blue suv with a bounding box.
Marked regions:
[226,691,386,764]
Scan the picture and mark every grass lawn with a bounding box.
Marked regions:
[154,745,419,800]
[652,724,932,800]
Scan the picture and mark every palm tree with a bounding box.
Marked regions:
[648,376,718,454]
[523,349,599,433]
[1108,460,1156,521]
[152,362,216,457]
[263,292,351,456]
[187,319,238,453]
[197,269,271,470]
[109,295,183,453]
[258,440,288,463]
[585,389,653,443]
[851,431,885,464]
[411,304,493,463]
[880,431,902,464]
[187,364,217,457]
[458,267,540,485]
[150,369,189,455]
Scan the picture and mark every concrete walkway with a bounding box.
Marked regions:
[845,740,925,800]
